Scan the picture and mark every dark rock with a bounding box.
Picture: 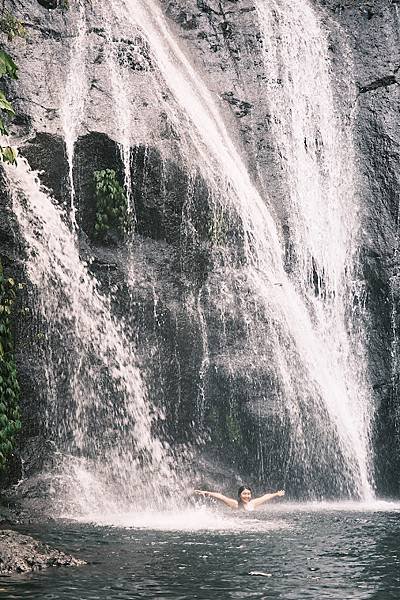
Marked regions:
[20,133,68,205]
[0,530,85,574]
[36,0,65,9]
[73,132,124,243]
[176,11,199,30]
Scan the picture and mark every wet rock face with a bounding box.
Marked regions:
[20,133,68,204]
[0,530,85,574]
[36,0,64,8]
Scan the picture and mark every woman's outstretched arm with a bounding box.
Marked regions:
[195,490,238,509]
[252,490,285,508]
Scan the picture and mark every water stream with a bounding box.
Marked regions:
[253,0,373,493]
[61,0,88,228]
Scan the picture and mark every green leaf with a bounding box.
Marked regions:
[0,117,7,135]
[0,50,18,80]
[0,146,17,165]
[0,91,14,114]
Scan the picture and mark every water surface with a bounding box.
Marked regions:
[2,503,400,599]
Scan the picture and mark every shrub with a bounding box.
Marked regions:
[94,169,132,241]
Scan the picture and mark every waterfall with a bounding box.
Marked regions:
[10,0,376,506]
[107,0,374,498]
[253,0,374,494]
[8,159,176,513]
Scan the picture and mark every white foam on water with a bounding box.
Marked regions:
[64,505,290,533]
[265,500,400,514]
[62,498,400,534]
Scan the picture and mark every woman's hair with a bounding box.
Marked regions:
[237,485,252,508]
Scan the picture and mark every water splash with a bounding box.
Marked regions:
[65,504,290,532]
[62,499,400,532]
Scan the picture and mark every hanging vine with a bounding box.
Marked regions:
[0,260,21,470]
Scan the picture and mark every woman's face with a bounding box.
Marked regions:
[240,488,252,503]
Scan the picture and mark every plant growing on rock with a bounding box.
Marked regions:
[0,260,21,470]
[0,49,17,165]
[94,169,131,241]
[0,9,25,41]
[0,5,25,165]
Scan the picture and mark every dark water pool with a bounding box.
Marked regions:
[1,504,400,599]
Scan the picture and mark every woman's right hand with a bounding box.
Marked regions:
[194,490,208,497]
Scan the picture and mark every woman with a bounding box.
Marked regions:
[195,485,285,511]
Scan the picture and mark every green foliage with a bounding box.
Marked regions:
[0,89,14,113]
[0,11,25,41]
[0,260,21,470]
[0,145,16,164]
[94,169,131,241]
[0,50,18,80]
[0,6,24,165]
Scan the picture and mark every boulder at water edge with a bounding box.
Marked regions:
[0,530,85,574]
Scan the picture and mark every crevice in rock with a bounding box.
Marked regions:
[358,68,400,94]
[197,0,221,17]
[24,23,67,40]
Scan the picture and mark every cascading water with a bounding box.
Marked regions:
[101,6,134,217]
[8,159,176,513]
[61,0,88,228]
[107,0,374,498]
[9,0,376,511]
[253,0,374,495]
